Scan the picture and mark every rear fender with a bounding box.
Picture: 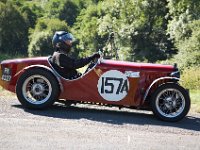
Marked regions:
[15,65,63,92]
[143,77,181,102]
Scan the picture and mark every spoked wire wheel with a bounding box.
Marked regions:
[22,75,52,105]
[155,88,185,118]
[16,68,59,109]
[151,83,190,122]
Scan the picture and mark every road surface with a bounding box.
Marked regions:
[0,95,200,150]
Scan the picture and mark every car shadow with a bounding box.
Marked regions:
[13,103,200,132]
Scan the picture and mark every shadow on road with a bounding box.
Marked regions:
[13,103,200,132]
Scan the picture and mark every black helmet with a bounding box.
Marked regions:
[52,31,74,48]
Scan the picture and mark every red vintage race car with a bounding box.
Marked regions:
[0,54,190,122]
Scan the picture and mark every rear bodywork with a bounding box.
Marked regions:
[0,57,178,108]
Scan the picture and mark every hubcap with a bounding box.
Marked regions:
[156,88,185,118]
[164,97,177,109]
[32,83,45,96]
[22,75,52,105]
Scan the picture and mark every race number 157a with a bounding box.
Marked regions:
[101,77,128,94]
[97,70,130,101]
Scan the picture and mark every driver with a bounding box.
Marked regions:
[51,31,100,79]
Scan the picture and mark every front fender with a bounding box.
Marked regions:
[14,65,63,92]
[143,77,181,101]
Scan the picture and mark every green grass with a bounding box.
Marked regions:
[190,90,200,113]
[181,67,200,90]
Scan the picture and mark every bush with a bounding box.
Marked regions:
[181,67,200,90]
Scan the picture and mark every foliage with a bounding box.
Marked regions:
[167,0,200,68]
[167,0,200,41]
[0,1,29,55]
[73,2,106,57]
[190,90,200,113]
[181,67,200,90]
[20,5,37,28]
[170,20,200,68]
[45,0,86,27]
[28,18,70,56]
[96,0,177,62]
[28,31,52,56]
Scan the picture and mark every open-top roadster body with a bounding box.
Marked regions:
[0,55,190,122]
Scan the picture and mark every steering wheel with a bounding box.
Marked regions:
[84,51,103,74]
[84,58,98,74]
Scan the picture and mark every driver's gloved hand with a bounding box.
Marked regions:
[91,53,100,60]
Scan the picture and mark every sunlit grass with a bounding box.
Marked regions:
[0,86,15,97]
[190,90,200,113]
[181,67,200,90]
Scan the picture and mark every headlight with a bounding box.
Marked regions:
[170,63,180,78]
[170,70,180,78]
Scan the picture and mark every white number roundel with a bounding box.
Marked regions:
[97,70,129,101]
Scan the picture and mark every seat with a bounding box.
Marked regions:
[48,56,81,80]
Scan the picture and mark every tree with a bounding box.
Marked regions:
[72,3,106,57]
[99,0,175,62]
[0,1,29,55]
[167,0,200,68]
[28,18,70,56]
[170,20,200,68]
[59,0,79,26]
[20,5,37,28]
[45,0,80,26]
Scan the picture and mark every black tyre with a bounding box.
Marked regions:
[16,68,60,109]
[151,83,190,122]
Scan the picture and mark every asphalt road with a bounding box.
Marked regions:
[0,95,200,150]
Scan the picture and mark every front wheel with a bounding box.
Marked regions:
[151,83,190,122]
[16,68,60,109]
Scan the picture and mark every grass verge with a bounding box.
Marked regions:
[181,67,200,90]
[190,90,200,113]
[0,87,15,98]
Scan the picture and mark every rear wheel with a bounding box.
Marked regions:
[151,83,190,122]
[16,68,60,109]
